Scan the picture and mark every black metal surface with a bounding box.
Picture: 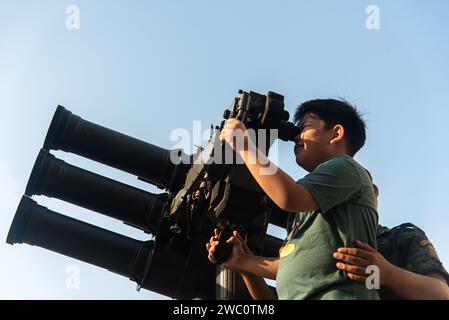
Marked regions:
[25,149,166,234]
[43,105,188,191]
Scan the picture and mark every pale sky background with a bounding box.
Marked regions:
[1,0,448,299]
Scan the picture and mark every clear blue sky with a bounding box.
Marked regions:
[1,0,448,299]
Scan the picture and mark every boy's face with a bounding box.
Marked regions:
[294,113,335,172]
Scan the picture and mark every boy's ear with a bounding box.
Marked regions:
[330,124,345,145]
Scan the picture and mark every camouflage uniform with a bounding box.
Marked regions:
[376,223,449,300]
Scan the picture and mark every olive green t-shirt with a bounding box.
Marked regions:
[276,155,379,300]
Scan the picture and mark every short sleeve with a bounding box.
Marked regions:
[404,233,449,285]
[297,156,361,213]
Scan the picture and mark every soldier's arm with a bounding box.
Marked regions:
[385,266,449,300]
[334,240,449,300]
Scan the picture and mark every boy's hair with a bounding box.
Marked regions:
[294,99,366,156]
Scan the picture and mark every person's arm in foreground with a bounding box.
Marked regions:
[219,119,318,212]
[206,229,279,299]
[240,272,278,300]
[237,232,277,300]
[334,240,449,300]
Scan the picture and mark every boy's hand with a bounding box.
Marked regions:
[333,240,394,286]
[219,119,249,152]
[206,228,250,272]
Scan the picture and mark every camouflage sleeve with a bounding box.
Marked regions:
[403,232,449,285]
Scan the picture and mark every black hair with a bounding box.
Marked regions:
[294,99,366,156]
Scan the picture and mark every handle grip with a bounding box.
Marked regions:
[211,225,234,264]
